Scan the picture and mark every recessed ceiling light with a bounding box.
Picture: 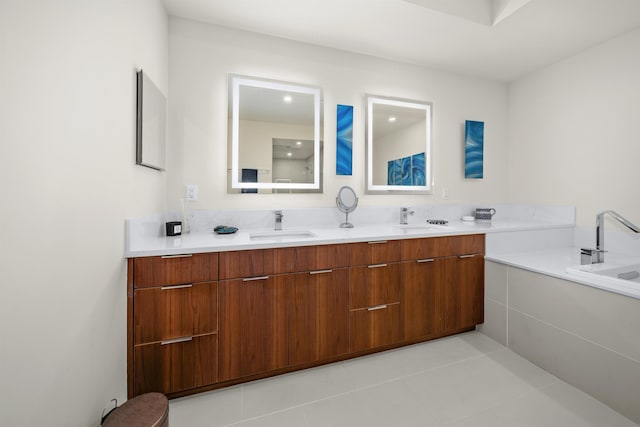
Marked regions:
[283,95,292,103]
[388,116,397,123]
[287,152,292,156]
[296,141,302,145]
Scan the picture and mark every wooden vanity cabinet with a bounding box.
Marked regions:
[348,240,402,352]
[218,249,289,381]
[401,235,485,341]
[128,253,219,398]
[128,234,485,399]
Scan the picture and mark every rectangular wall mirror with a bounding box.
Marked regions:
[136,70,166,171]
[366,95,432,194]
[228,74,323,193]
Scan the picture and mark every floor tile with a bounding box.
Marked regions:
[169,385,242,427]
[167,332,639,427]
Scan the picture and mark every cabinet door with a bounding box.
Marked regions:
[401,259,443,341]
[442,255,484,332]
[133,281,217,344]
[350,303,401,353]
[134,333,217,395]
[219,275,288,381]
[289,268,349,366]
[349,263,401,309]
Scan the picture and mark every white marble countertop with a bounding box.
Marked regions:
[487,247,640,300]
[125,218,573,257]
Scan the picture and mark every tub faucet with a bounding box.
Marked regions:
[274,210,283,231]
[400,207,414,225]
[582,210,640,264]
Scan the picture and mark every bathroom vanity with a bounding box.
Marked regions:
[127,234,485,399]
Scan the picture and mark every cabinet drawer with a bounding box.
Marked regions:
[349,263,400,309]
[349,303,401,353]
[133,281,217,345]
[133,253,218,288]
[219,248,293,280]
[401,234,485,260]
[291,244,349,271]
[349,240,401,266]
[133,333,217,395]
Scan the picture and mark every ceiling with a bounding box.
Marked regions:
[163,0,640,82]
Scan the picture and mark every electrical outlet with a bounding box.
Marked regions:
[442,187,449,199]
[186,184,198,201]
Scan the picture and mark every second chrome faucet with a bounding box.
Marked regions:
[274,210,284,230]
[400,207,415,225]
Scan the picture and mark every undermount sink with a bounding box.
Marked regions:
[250,230,316,240]
[393,224,436,230]
[567,263,640,284]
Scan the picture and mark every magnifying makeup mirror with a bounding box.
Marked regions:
[336,186,358,228]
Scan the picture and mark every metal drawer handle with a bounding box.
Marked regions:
[160,284,193,290]
[459,254,476,259]
[160,336,193,345]
[367,304,388,311]
[160,254,193,259]
[416,258,435,263]
[243,276,269,282]
[367,263,388,269]
[310,269,332,275]
[367,240,388,244]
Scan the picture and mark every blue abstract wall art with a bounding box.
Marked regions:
[465,120,484,179]
[411,152,426,186]
[387,152,426,185]
[336,104,353,175]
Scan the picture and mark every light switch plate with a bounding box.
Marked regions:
[186,184,198,201]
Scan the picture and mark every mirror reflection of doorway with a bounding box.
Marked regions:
[272,138,315,184]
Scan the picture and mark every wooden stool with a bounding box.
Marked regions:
[102,393,168,427]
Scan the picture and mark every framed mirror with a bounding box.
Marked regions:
[136,70,167,171]
[228,74,323,193]
[365,95,432,194]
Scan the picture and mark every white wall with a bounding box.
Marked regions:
[168,18,509,210]
[508,28,640,227]
[0,1,167,425]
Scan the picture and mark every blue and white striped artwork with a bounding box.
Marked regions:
[388,159,401,184]
[336,104,353,175]
[401,156,412,185]
[465,120,484,179]
[411,152,426,185]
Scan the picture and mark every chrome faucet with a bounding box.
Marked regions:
[400,207,414,225]
[274,210,283,231]
[581,210,640,264]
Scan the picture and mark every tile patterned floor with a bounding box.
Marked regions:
[169,332,639,427]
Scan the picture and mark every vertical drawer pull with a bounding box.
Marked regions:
[160,254,193,259]
[161,336,193,345]
[243,276,269,282]
[459,254,476,259]
[416,258,435,263]
[367,304,388,311]
[367,240,388,244]
[367,263,388,269]
[310,269,333,275]
[160,284,193,290]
